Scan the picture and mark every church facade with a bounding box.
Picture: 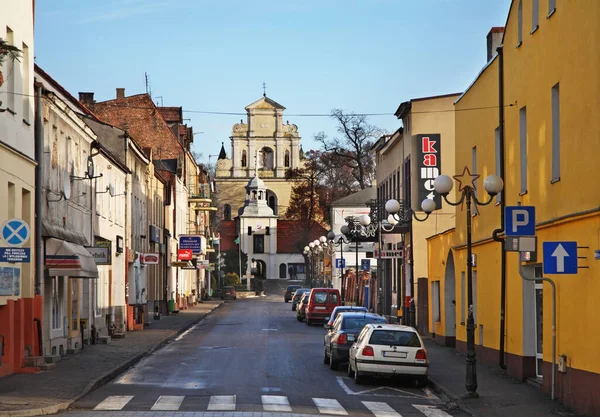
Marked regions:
[215,95,304,220]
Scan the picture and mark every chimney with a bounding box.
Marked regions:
[487,27,505,62]
[78,92,95,110]
[116,88,125,99]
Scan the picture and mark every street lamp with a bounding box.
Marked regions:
[414,166,503,398]
[339,215,372,306]
[327,229,350,302]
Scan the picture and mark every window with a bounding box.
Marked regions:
[472,146,478,215]
[241,150,247,167]
[223,204,232,221]
[517,0,523,46]
[548,0,556,16]
[253,234,264,253]
[461,272,465,323]
[313,291,327,303]
[52,277,62,329]
[551,83,560,182]
[369,330,421,347]
[284,150,290,167]
[495,127,502,203]
[432,281,441,322]
[22,43,31,123]
[330,292,339,305]
[532,0,539,32]
[520,107,528,194]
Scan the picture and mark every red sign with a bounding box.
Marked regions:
[141,253,159,265]
[178,249,192,261]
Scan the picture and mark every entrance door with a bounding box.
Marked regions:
[444,251,456,346]
[534,265,544,378]
[279,263,287,279]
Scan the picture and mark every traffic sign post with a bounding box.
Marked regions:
[1,219,30,246]
[335,258,346,269]
[543,241,578,274]
[505,206,536,236]
[361,259,370,271]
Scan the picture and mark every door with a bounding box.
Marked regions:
[534,265,544,378]
[279,263,287,279]
[417,277,429,335]
[444,250,456,345]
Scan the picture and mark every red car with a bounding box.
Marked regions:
[305,288,341,326]
[221,286,237,300]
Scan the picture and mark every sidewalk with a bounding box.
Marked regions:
[0,301,223,417]
[424,338,582,417]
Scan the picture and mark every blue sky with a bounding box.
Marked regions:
[34,0,511,165]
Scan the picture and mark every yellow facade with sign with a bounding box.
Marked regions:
[426,2,600,415]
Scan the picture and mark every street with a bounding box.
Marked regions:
[59,280,465,417]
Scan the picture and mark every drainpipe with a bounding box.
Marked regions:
[34,82,43,297]
[492,45,508,370]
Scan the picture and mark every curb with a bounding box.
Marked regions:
[2,303,223,417]
[427,376,477,417]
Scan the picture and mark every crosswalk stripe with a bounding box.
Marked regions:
[313,398,348,415]
[261,395,292,412]
[413,404,452,417]
[208,395,236,411]
[362,401,403,417]
[93,395,134,411]
[150,395,185,411]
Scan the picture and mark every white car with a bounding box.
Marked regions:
[347,323,429,386]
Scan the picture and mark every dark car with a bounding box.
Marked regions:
[291,288,311,311]
[324,312,387,369]
[296,293,310,322]
[326,306,368,327]
[284,285,302,302]
[221,286,236,300]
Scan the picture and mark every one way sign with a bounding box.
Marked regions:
[543,242,578,274]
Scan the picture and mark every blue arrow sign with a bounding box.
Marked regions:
[1,219,30,246]
[505,206,536,236]
[543,241,578,274]
[335,258,346,269]
[361,259,371,271]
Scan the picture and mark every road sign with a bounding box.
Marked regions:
[505,206,536,236]
[179,235,202,254]
[361,259,370,271]
[335,258,346,269]
[1,219,30,246]
[543,242,578,274]
[0,247,31,263]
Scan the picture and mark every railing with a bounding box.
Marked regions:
[189,184,212,200]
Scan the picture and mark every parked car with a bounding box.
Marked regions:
[284,285,302,302]
[221,286,237,300]
[348,323,428,386]
[325,306,368,327]
[305,288,341,326]
[291,288,311,311]
[296,293,310,322]
[324,312,387,370]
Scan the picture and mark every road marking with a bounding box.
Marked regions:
[208,395,236,410]
[261,395,292,412]
[313,398,348,415]
[413,404,453,417]
[94,395,134,410]
[362,401,402,417]
[336,376,431,399]
[151,395,185,411]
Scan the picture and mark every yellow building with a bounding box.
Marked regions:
[427,2,600,415]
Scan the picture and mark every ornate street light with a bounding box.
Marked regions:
[327,230,350,301]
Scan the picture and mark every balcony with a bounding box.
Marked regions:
[188,184,212,202]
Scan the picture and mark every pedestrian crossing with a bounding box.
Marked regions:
[91,394,454,416]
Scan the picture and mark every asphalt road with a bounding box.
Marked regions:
[62,280,466,417]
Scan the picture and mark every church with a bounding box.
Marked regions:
[216,95,326,280]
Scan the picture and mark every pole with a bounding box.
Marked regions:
[34,83,43,297]
[465,190,478,397]
[340,239,345,304]
[355,238,359,305]
[377,222,383,315]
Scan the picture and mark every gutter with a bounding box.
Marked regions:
[34,82,43,298]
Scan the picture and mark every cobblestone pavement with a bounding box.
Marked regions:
[0,301,224,417]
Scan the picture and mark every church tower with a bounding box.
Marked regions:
[215,95,303,221]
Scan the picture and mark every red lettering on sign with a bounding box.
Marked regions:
[422,137,437,153]
[423,154,437,166]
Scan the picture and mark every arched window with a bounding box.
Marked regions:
[224,204,232,221]
[241,150,247,167]
[259,147,274,169]
[284,150,290,167]
[269,196,276,213]
[279,263,287,279]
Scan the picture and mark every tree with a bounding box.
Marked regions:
[316,109,384,189]
[221,248,248,277]
[190,150,203,164]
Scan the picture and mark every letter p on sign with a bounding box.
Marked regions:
[505,206,536,236]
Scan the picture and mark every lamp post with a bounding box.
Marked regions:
[327,229,350,303]
[339,215,372,306]
[389,167,503,398]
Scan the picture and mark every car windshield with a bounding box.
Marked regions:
[313,291,327,303]
[342,316,386,331]
[368,330,422,347]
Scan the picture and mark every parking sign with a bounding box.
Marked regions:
[505,206,536,236]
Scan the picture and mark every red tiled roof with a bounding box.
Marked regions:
[94,94,183,159]
[220,221,238,251]
[277,221,328,253]
[158,106,182,124]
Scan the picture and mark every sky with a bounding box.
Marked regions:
[34,0,512,166]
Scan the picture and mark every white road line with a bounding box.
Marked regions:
[313,398,348,415]
[150,395,185,411]
[413,404,453,417]
[208,395,236,411]
[93,395,134,410]
[362,401,402,417]
[261,395,292,412]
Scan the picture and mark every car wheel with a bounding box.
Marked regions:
[296,315,301,322]
[323,348,329,365]
[353,361,363,384]
[347,360,354,378]
[306,319,311,326]
[292,305,296,311]
[329,348,339,370]
[285,299,289,303]
[415,376,428,388]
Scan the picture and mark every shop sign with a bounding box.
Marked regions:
[415,134,442,210]
[141,253,160,265]
[86,247,110,265]
[178,249,193,261]
[179,235,202,255]
[373,249,404,259]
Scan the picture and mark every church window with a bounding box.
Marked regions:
[268,195,277,214]
[284,150,290,167]
[224,204,232,221]
[259,147,274,169]
[253,235,265,253]
[241,150,247,167]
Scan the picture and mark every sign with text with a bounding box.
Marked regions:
[86,247,110,265]
[0,247,31,263]
[0,267,20,296]
[178,249,193,261]
[415,134,442,210]
[141,253,160,265]
[505,206,536,236]
[179,235,202,254]
[374,249,404,259]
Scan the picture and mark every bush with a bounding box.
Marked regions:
[224,272,241,286]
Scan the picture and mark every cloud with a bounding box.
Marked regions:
[77,1,170,24]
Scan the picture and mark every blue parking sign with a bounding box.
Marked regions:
[505,206,536,236]
[335,258,345,269]
[361,259,370,271]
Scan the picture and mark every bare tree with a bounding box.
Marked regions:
[190,150,203,164]
[316,109,384,189]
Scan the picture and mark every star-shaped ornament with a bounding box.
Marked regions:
[453,166,480,192]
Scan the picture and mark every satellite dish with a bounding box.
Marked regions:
[62,171,71,200]
[109,184,115,197]
[87,156,94,179]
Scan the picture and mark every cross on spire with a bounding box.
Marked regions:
[262,82,266,97]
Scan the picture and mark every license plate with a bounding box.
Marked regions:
[347,335,355,341]
[383,351,407,358]
[315,306,326,310]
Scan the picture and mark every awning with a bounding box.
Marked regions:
[45,238,99,278]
